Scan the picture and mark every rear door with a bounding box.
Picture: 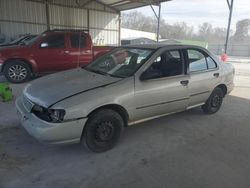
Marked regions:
[33,33,72,72]
[185,48,222,107]
[68,32,93,67]
[133,48,189,122]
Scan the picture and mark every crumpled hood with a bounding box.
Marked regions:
[23,68,122,107]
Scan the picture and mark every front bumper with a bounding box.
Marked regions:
[16,97,87,144]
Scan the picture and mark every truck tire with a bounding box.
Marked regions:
[3,60,32,83]
[202,87,224,114]
[82,109,124,152]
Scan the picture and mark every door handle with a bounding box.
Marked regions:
[180,80,189,86]
[213,73,219,77]
[64,50,69,54]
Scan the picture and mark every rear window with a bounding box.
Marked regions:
[70,33,86,48]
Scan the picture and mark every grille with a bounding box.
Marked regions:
[22,95,34,112]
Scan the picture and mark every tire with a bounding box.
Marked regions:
[82,109,124,152]
[202,87,224,114]
[3,60,32,83]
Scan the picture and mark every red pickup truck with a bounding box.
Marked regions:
[0,29,113,83]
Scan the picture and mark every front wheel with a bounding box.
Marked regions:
[82,109,124,152]
[202,87,224,114]
[3,60,32,83]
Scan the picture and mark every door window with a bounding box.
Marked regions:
[70,33,86,48]
[142,50,183,79]
[206,56,217,69]
[188,49,217,72]
[188,50,207,72]
[40,35,65,48]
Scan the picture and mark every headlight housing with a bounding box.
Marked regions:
[32,104,66,123]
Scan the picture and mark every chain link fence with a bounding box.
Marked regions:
[209,44,250,57]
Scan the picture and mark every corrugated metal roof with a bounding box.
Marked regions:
[28,0,171,12]
[98,0,171,11]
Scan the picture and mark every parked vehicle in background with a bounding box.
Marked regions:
[16,44,235,152]
[0,29,113,83]
[0,34,37,48]
[121,37,157,46]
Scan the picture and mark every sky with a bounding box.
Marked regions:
[124,0,250,31]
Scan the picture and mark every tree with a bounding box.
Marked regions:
[233,19,250,43]
[121,11,250,45]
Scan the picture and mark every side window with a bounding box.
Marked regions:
[206,56,217,69]
[40,35,65,48]
[143,50,183,79]
[188,49,207,72]
[70,33,86,48]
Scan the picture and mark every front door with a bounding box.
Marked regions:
[133,49,189,122]
[33,33,72,72]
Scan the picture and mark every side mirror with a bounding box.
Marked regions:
[140,70,161,81]
[40,42,48,48]
[140,71,152,81]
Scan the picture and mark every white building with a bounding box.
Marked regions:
[121,28,157,41]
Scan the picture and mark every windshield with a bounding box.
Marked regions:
[85,48,153,78]
[9,36,27,44]
[22,35,38,45]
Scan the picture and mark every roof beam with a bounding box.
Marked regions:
[94,0,119,12]
[108,0,130,6]
[74,0,92,7]
[130,0,160,6]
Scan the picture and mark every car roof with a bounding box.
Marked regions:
[123,44,206,51]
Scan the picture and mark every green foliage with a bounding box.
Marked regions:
[0,83,13,102]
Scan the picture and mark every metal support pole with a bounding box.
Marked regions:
[45,1,50,30]
[156,3,161,42]
[150,3,161,42]
[225,0,234,54]
[118,12,121,45]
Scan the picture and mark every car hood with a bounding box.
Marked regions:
[23,68,122,108]
[0,45,27,50]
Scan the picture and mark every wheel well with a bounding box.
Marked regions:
[87,104,129,127]
[3,59,33,72]
[217,84,227,97]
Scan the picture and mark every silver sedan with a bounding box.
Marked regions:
[16,44,235,152]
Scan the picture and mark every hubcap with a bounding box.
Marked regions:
[95,121,114,142]
[211,94,220,107]
[8,65,27,81]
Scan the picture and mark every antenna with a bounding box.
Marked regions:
[77,31,81,68]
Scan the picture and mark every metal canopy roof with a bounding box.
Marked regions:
[97,0,171,11]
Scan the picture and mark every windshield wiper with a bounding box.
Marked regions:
[108,74,126,78]
[83,67,109,76]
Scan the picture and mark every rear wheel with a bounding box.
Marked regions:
[82,109,124,152]
[3,60,32,83]
[202,87,224,114]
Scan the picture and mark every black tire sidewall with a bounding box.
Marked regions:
[3,60,31,83]
[83,109,124,152]
[202,88,224,114]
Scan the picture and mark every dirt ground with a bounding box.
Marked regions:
[0,62,250,188]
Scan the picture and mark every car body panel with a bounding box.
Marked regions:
[0,31,113,74]
[16,44,235,144]
[24,68,122,108]
[134,75,190,121]
[16,97,87,144]
[0,35,37,48]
